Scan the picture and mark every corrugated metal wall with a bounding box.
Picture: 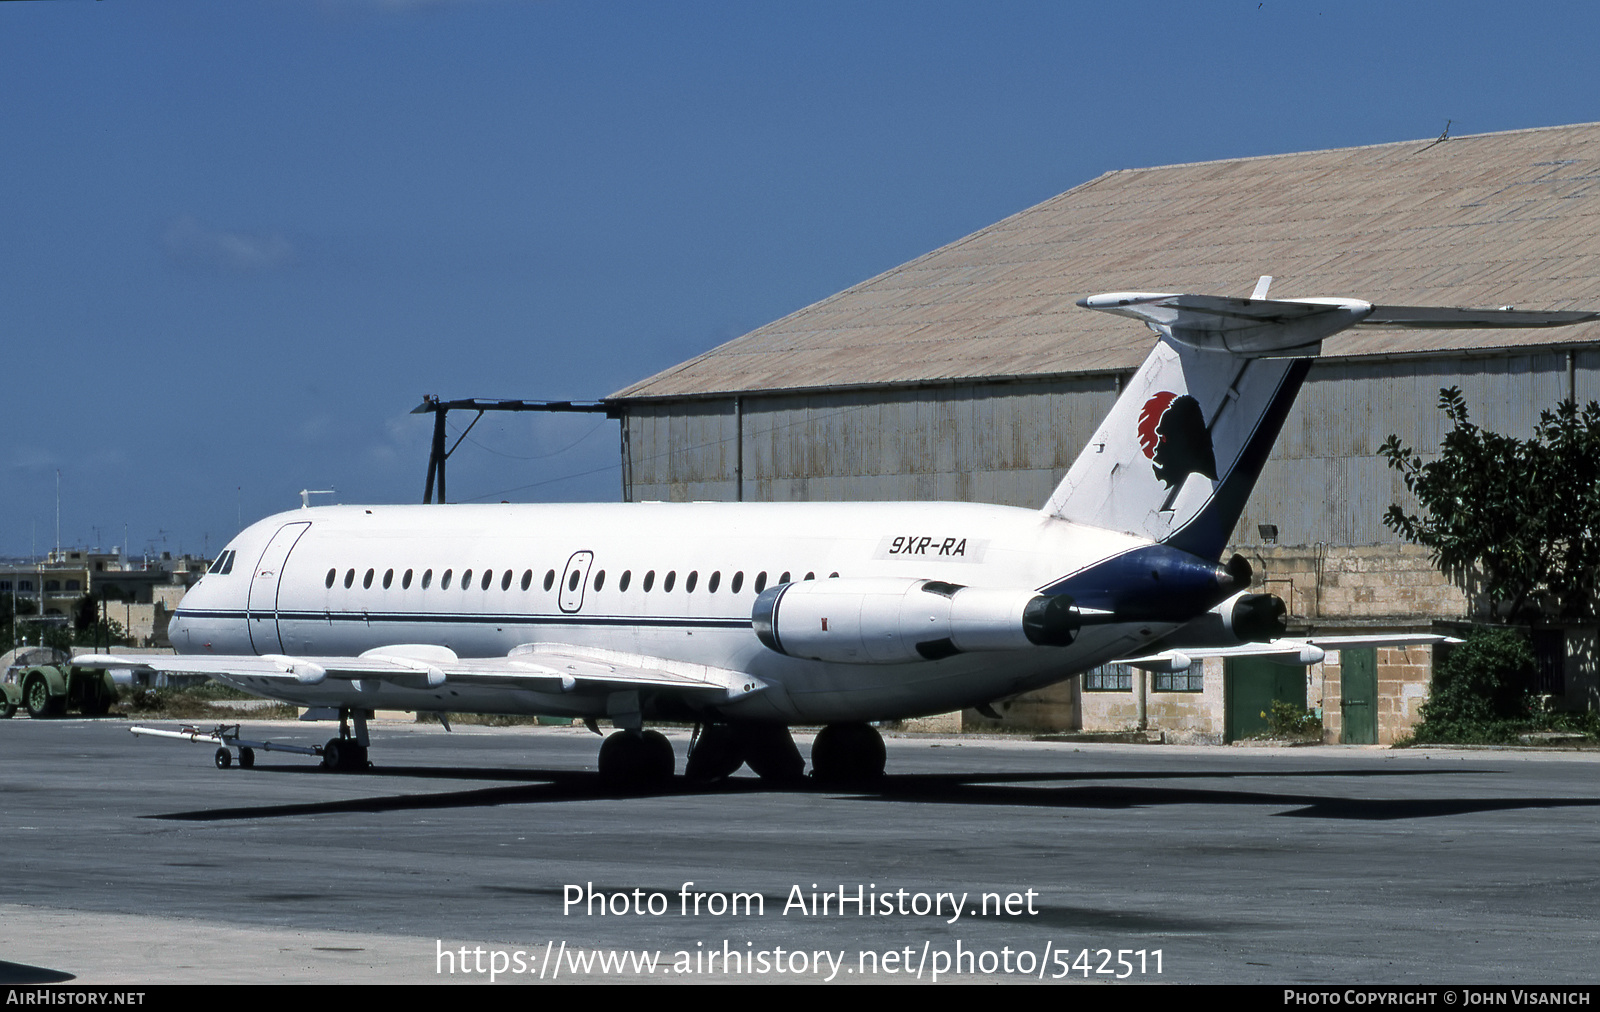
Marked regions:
[621,349,1600,548]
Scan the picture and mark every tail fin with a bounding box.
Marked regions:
[1043,284,1599,559]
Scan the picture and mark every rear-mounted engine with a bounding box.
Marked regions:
[751,577,1078,664]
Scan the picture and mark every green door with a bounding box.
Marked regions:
[1225,656,1307,742]
[1339,647,1377,745]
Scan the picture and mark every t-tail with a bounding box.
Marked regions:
[1044,277,1600,560]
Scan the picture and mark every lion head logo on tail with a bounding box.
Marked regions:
[1137,392,1218,490]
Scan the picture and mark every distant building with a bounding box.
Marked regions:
[1,549,207,647]
[607,122,1600,744]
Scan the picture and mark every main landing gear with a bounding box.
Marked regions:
[684,723,805,785]
[594,721,811,792]
[597,729,675,792]
[678,722,883,786]
[808,722,886,784]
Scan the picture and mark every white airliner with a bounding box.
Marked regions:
[89,281,1596,787]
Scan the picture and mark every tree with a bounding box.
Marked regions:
[1380,387,1600,624]
[1411,627,1536,742]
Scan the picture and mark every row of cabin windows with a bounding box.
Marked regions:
[322,566,841,595]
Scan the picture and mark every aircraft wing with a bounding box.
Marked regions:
[1119,633,1458,671]
[75,643,768,704]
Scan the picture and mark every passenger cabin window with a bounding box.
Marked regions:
[664,571,676,593]
[383,569,394,589]
[685,571,698,593]
[403,569,413,589]
[521,570,532,591]
[804,572,815,581]
[441,569,453,590]
[731,572,743,594]
[325,569,336,589]
[619,570,631,592]
[481,570,493,591]
[363,569,375,589]
[779,572,791,585]
[462,568,473,589]
[544,570,555,591]
[344,569,355,589]
[422,569,433,589]
[708,571,720,593]
[643,570,655,592]
[594,570,606,591]
[567,570,581,592]
[754,572,767,593]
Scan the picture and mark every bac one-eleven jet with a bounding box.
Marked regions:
[88,280,1597,788]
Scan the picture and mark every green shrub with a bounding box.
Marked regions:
[1412,628,1536,743]
[1258,699,1322,739]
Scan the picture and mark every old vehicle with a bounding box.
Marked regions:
[1,647,117,719]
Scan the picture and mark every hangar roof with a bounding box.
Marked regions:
[613,122,1600,401]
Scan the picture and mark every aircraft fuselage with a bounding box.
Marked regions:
[172,501,1211,724]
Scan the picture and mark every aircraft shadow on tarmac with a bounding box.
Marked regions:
[142,764,1600,824]
[0,960,74,985]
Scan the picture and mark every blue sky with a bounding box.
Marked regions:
[4,0,1598,560]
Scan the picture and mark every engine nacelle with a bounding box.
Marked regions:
[1149,591,1288,649]
[752,577,1078,664]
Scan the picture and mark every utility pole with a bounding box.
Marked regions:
[411,396,614,504]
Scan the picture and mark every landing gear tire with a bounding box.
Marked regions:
[810,722,886,784]
[322,738,368,772]
[214,747,232,769]
[735,724,805,785]
[24,674,63,720]
[685,724,744,784]
[238,747,255,769]
[598,730,674,793]
[0,700,14,719]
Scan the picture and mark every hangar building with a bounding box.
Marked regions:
[607,122,1600,745]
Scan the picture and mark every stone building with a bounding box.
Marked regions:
[607,123,1600,744]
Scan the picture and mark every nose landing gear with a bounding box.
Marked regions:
[320,708,371,772]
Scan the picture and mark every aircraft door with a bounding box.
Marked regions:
[558,551,595,614]
[246,521,311,653]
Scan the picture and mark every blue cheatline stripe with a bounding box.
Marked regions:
[176,608,753,631]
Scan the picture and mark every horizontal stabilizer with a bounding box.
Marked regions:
[1078,292,1599,356]
[1077,291,1371,357]
[1359,306,1600,328]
